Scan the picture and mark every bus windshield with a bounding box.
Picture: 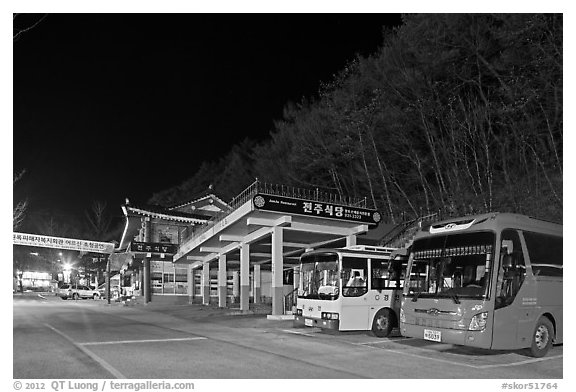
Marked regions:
[298,253,339,300]
[407,231,495,301]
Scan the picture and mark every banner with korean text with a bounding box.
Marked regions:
[13,232,115,254]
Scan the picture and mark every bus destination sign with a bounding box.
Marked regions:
[252,194,381,225]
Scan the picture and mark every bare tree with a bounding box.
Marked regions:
[85,201,112,241]
[13,170,28,230]
[13,14,47,41]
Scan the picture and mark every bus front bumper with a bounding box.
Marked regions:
[400,322,492,349]
[294,315,339,330]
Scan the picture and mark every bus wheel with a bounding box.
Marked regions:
[527,317,554,358]
[372,309,395,338]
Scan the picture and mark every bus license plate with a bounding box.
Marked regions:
[424,329,441,342]
[305,319,314,327]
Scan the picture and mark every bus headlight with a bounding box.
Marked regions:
[469,312,488,331]
[400,308,405,323]
[321,312,339,320]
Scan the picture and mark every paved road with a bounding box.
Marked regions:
[13,293,563,380]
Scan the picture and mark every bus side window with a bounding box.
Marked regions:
[342,257,368,297]
[495,229,526,309]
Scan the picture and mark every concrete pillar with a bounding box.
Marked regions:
[346,234,357,247]
[143,218,152,303]
[232,271,239,300]
[293,265,300,291]
[253,264,261,304]
[143,258,151,303]
[187,264,194,304]
[218,254,227,308]
[202,263,210,306]
[271,226,284,315]
[240,244,250,311]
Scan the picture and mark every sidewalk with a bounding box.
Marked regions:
[88,297,296,332]
[97,295,275,316]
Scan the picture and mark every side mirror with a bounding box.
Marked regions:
[501,240,514,255]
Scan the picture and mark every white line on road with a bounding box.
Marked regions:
[281,329,318,337]
[352,338,416,345]
[80,337,208,346]
[43,323,126,379]
[361,344,563,369]
[473,355,563,369]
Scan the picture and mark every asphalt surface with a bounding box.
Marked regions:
[13,292,563,380]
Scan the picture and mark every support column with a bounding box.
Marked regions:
[139,267,144,296]
[240,244,250,311]
[293,265,300,291]
[106,260,111,305]
[143,217,152,303]
[232,271,239,302]
[271,226,284,315]
[187,264,194,304]
[218,254,227,308]
[253,264,261,304]
[143,257,151,304]
[346,234,357,247]
[202,262,210,306]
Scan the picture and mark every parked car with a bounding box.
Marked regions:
[58,284,100,300]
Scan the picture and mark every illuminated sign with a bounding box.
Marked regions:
[252,194,381,225]
[13,232,115,254]
[129,241,177,255]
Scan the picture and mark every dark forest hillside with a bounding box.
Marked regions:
[150,14,562,224]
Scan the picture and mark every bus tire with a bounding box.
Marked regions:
[526,316,554,358]
[371,308,395,338]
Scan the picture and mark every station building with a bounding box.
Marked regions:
[111,181,393,313]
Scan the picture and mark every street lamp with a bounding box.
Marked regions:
[63,263,73,283]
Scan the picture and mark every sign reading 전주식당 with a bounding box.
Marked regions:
[252,194,381,225]
[129,241,178,255]
[13,232,115,254]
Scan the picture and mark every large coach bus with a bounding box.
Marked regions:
[294,245,407,337]
[399,212,562,357]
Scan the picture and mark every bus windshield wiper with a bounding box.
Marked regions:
[442,291,461,304]
[411,290,422,302]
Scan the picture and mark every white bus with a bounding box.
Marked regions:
[400,212,562,357]
[294,245,407,337]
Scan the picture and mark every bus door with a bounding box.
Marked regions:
[369,255,404,321]
[492,229,529,349]
[340,256,369,330]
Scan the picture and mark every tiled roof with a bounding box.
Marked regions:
[168,192,230,211]
[124,204,212,223]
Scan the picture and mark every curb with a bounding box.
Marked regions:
[266,314,295,320]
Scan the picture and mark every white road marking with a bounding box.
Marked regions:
[44,323,126,379]
[362,343,563,369]
[80,337,208,346]
[281,329,318,337]
[473,355,563,369]
[352,337,415,345]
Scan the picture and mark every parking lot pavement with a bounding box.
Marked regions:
[15,294,562,379]
[274,326,563,377]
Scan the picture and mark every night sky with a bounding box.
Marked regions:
[13,13,403,221]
